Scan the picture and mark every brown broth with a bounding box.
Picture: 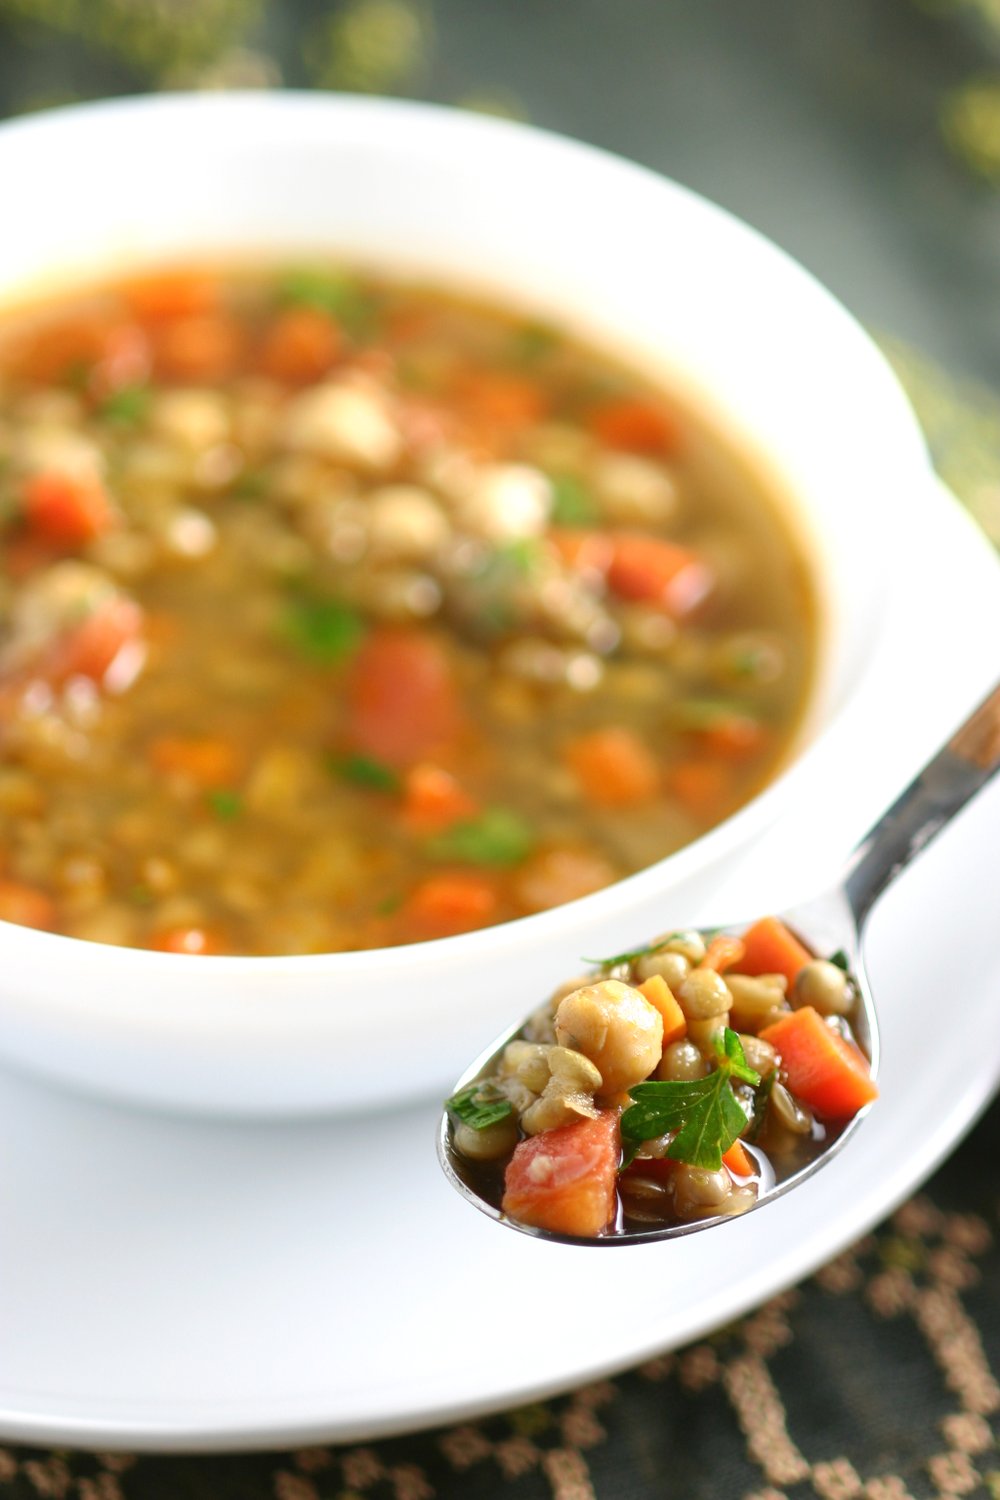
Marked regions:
[0,264,818,955]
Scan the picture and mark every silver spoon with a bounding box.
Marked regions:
[438,680,1000,1244]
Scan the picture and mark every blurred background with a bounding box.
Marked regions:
[0,0,998,548]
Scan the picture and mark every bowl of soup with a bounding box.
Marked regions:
[0,92,930,1114]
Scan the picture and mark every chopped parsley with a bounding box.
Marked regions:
[549,473,599,528]
[426,808,535,866]
[446,1082,513,1131]
[99,385,151,426]
[282,597,366,663]
[511,321,559,364]
[331,753,401,793]
[829,949,850,972]
[206,789,243,821]
[275,268,378,339]
[620,1029,761,1171]
[581,932,695,970]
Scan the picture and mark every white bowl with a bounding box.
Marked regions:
[0,92,931,1116]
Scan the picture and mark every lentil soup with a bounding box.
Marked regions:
[0,265,817,955]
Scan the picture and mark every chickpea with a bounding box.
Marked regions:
[453,1115,519,1162]
[521,1047,602,1135]
[672,1164,733,1218]
[635,949,690,989]
[555,980,663,1098]
[725,973,788,1032]
[656,1039,709,1081]
[738,1035,777,1076]
[792,959,853,1017]
[676,968,730,1020]
[687,1013,730,1053]
[661,930,707,964]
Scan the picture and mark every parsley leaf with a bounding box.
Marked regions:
[99,385,151,426]
[206,789,243,820]
[331,753,401,793]
[581,931,704,970]
[446,1082,513,1131]
[282,597,365,663]
[829,949,850,972]
[275,268,378,339]
[549,473,599,528]
[620,1028,761,1171]
[426,808,535,866]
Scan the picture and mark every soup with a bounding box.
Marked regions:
[445,917,877,1239]
[0,265,816,955]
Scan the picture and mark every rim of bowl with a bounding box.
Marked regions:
[0,90,933,984]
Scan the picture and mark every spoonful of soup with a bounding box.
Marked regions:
[438,680,1000,1243]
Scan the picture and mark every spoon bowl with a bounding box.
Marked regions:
[438,681,999,1245]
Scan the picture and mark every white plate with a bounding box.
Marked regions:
[0,484,997,1453]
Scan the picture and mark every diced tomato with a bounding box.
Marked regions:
[587,398,680,454]
[43,598,144,688]
[606,533,712,617]
[346,628,461,768]
[402,763,478,833]
[0,880,56,931]
[760,1006,878,1120]
[22,472,114,548]
[502,1111,620,1238]
[403,872,500,938]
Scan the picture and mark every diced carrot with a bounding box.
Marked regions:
[121,270,220,323]
[722,1140,754,1178]
[564,726,660,807]
[346,628,461,768]
[153,314,243,382]
[149,736,243,788]
[44,597,144,687]
[664,761,734,820]
[638,974,687,1044]
[739,916,812,988]
[606,533,713,617]
[147,926,227,956]
[502,1111,620,1238]
[587,398,680,454]
[0,879,56,931]
[10,312,108,384]
[700,934,746,974]
[258,307,341,383]
[698,714,767,761]
[512,844,617,913]
[760,1006,878,1120]
[403,872,500,938]
[22,471,114,547]
[458,371,548,429]
[402,763,478,833]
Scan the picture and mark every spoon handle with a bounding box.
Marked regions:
[845,680,1000,929]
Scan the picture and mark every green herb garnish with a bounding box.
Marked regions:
[206,789,243,821]
[275,268,378,339]
[511,321,559,364]
[426,808,535,867]
[331,753,401,793]
[669,698,761,732]
[581,932,693,970]
[99,385,151,426]
[282,597,366,663]
[620,1029,761,1171]
[549,473,599,528]
[746,1067,776,1144]
[375,893,403,916]
[829,949,850,972]
[446,1082,513,1131]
